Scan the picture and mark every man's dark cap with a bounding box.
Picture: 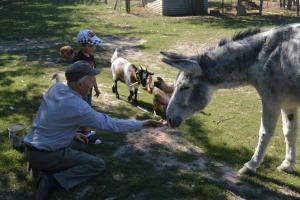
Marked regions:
[65,61,101,82]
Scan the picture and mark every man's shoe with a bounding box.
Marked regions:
[87,131,102,144]
[36,175,58,200]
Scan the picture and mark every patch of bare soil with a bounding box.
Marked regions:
[113,128,300,199]
[0,39,63,54]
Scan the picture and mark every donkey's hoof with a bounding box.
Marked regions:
[238,166,256,176]
[116,95,120,99]
[277,164,295,173]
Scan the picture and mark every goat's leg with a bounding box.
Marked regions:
[239,100,280,174]
[133,88,138,105]
[277,107,297,173]
[113,80,119,99]
[128,91,134,102]
[112,84,115,93]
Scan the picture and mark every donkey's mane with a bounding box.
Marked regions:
[218,27,261,46]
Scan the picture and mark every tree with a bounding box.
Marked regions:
[259,0,263,15]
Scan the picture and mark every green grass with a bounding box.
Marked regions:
[1,0,300,199]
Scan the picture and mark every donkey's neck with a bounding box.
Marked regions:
[200,37,264,89]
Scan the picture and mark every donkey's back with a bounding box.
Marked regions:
[250,24,300,104]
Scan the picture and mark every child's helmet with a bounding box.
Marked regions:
[77,29,103,45]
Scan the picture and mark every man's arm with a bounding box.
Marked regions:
[77,105,165,133]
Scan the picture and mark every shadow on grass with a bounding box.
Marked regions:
[0,136,33,199]
[250,172,300,194]
[0,84,42,122]
[0,0,115,69]
[93,96,154,119]
[177,14,300,30]
[183,117,281,167]
[182,117,300,199]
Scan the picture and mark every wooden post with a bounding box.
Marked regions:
[222,0,224,14]
[105,0,108,4]
[114,0,118,10]
[125,0,130,13]
[297,0,299,16]
[259,0,263,15]
[287,0,292,9]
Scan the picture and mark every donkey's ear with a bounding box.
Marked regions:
[161,51,201,74]
[160,51,189,60]
[161,57,202,75]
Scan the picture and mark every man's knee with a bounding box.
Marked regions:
[90,157,105,174]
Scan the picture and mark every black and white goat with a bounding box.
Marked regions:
[111,48,154,105]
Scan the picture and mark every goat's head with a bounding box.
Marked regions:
[136,66,154,88]
[154,76,163,88]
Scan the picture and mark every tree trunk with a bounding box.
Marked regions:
[297,0,299,15]
[259,0,263,15]
[114,0,118,10]
[125,0,130,13]
[287,0,292,9]
[222,0,224,14]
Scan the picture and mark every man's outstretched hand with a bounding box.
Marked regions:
[143,119,168,128]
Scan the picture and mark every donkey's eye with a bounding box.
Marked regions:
[180,85,190,91]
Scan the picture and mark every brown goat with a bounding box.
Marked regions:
[153,77,174,94]
[59,45,74,62]
[152,77,174,118]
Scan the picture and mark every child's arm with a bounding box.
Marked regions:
[94,80,101,97]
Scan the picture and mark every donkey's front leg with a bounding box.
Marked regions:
[277,108,298,173]
[239,101,280,174]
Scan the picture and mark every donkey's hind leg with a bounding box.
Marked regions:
[277,108,298,173]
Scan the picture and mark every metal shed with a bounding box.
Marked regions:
[146,0,208,16]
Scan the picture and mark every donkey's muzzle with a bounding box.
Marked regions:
[167,116,182,128]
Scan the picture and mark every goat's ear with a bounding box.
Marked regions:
[161,51,201,75]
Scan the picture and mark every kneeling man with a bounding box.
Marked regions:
[24,61,165,200]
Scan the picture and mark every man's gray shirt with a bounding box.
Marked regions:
[24,83,144,151]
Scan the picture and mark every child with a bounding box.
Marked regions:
[73,28,102,105]
[73,29,102,144]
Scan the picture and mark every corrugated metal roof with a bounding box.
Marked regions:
[146,0,208,16]
[147,0,162,14]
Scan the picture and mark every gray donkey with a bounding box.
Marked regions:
[161,24,300,175]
